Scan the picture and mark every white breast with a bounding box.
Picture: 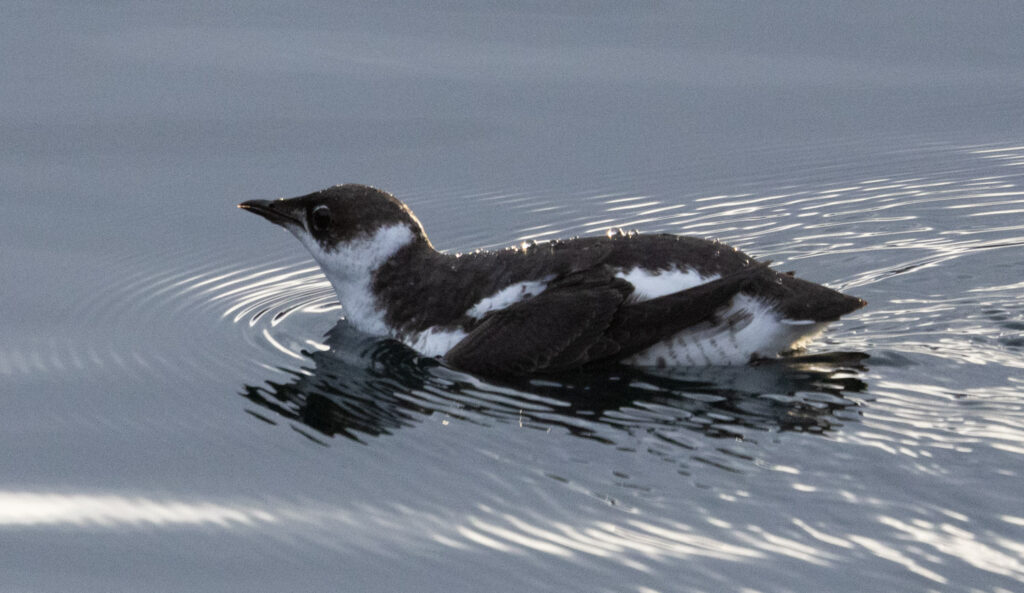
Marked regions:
[294,223,416,337]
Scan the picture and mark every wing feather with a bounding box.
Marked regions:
[445,269,627,375]
[445,265,765,376]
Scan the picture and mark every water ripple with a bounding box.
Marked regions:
[5,484,1022,587]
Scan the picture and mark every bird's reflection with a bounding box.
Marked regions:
[240,321,868,445]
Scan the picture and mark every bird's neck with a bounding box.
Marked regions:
[314,224,441,336]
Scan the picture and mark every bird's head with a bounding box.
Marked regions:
[239,184,432,282]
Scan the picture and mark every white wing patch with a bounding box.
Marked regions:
[405,327,468,357]
[466,277,553,319]
[615,266,718,302]
[624,295,827,366]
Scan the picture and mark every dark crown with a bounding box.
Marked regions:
[291,184,431,251]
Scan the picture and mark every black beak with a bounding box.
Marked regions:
[238,199,302,228]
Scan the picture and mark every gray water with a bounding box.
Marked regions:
[3,3,1024,592]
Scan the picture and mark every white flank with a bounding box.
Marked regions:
[624,294,826,366]
[406,327,469,357]
[466,278,553,320]
[291,223,415,337]
[615,266,718,302]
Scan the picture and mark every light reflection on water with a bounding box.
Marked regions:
[0,491,277,528]
[0,489,800,569]
[4,487,1022,586]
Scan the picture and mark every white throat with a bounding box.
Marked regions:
[292,223,415,336]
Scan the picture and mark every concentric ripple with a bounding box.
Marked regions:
[0,248,336,383]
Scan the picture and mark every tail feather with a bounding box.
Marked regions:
[762,274,866,322]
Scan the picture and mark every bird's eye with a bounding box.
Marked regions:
[310,205,332,234]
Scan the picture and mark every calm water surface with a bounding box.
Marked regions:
[3,4,1024,592]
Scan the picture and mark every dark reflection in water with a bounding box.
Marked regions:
[241,321,868,447]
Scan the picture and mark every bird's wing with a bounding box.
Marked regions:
[444,268,629,376]
[445,265,764,376]
[603,266,767,358]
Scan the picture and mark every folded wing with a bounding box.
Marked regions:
[445,266,763,375]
